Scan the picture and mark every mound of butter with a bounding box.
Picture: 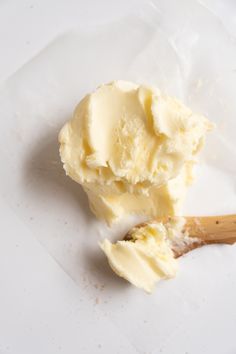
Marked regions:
[59,81,212,224]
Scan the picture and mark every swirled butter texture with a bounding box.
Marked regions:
[59,81,212,224]
[100,218,187,293]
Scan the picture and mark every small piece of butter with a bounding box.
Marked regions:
[100,218,187,293]
[59,81,213,224]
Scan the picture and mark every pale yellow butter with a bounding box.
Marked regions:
[100,218,187,293]
[59,81,212,224]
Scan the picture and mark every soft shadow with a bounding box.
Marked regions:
[23,124,93,222]
[82,246,130,293]
[24,124,129,293]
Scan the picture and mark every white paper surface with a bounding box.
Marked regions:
[1,1,236,353]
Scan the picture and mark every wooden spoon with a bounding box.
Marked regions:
[124,214,236,258]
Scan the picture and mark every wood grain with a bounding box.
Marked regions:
[185,214,236,245]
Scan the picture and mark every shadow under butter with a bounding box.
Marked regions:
[23,124,93,222]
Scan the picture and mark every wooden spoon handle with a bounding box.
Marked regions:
[185,214,236,245]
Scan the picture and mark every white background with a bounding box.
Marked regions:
[0,1,236,354]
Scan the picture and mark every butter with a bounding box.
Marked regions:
[100,218,186,293]
[59,81,212,224]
